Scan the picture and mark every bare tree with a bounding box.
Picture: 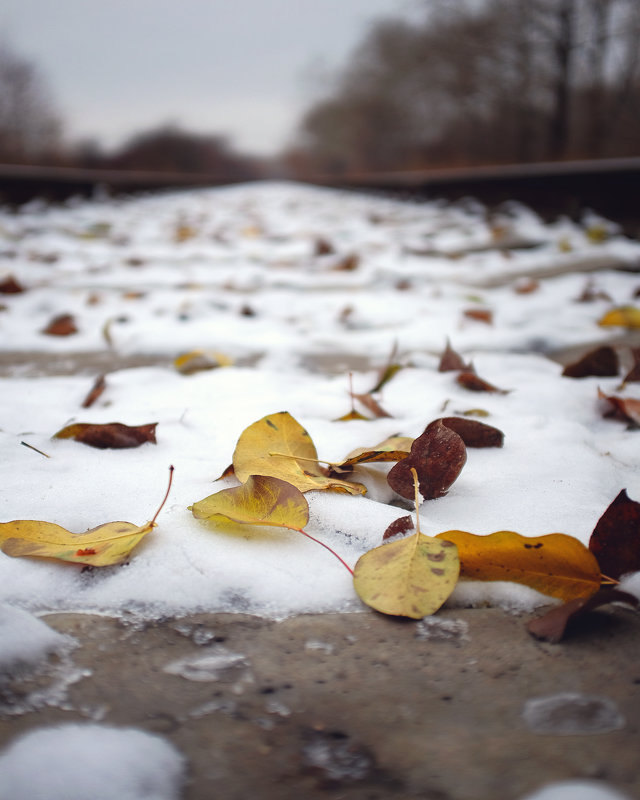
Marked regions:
[0,37,63,163]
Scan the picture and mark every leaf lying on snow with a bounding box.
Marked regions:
[598,388,640,426]
[41,313,77,336]
[589,489,640,580]
[0,466,173,567]
[330,436,413,475]
[598,306,640,329]
[428,417,504,448]
[190,474,309,531]
[436,530,601,602]
[174,349,233,375]
[621,348,640,385]
[387,420,466,501]
[81,375,107,409]
[53,422,158,449]
[233,411,365,495]
[456,369,509,394]
[562,346,619,378]
[527,588,639,643]
[438,339,470,372]
[354,469,459,618]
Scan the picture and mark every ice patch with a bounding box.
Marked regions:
[163,647,252,686]
[522,692,625,735]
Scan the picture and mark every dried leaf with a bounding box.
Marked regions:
[331,436,413,474]
[428,417,504,448]
[387,420,466,501]
[463,308,493,324]
[621,348,640,384]
[190,474,309,531]
[174,350,233,375]
[598,389,640,426]
[456,370,508,394]
[354,532,458,618]
[438,339,469,372]
[331,253,359,272]
[314,237,334,256]
[527,589,639,643]
[233,411,365,495]
[369,342,403,393]
[513,278,539,294]
[0,274,25,294]
[41,314,77,336]
[382,515,414,541]
[598,306,640,329]
[334,408,371,422]
[589,489,640,580]
[352,393,392,419]
[81,375,106,409]
[436,530,601,602]
[562,346,619,378]
[53,422,157,449]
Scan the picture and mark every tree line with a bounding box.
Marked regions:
[286,0,640,175]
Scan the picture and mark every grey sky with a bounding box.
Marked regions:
[1,0,416,156]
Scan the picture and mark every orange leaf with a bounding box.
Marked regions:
[436,530,601,602]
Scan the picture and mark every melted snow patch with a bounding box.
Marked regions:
[522,692,625,735]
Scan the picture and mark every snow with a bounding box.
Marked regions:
[0,723,185,800]
[0,603,73,671]
[519,780,633,800]
[0,181,639,621]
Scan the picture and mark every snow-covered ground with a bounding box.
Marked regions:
[0,181,639,620]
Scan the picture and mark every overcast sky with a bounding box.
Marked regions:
[1,0,416,156]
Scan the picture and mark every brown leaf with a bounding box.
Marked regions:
[331,253,359,272]
[463,308,493,325]
[589,489,640,579]
[53,422,157,449]
[387,420,466,501]
[562,346,619,378]
[438,339,469,372]
[353,393,392,418]
[41,314,78,336]
[527,589,639,643]
[382,515,415,540]
[575,281,612,303]
[0,274,25,294]
[428,417,504,448]
[598,389,640,426]
[314,237,334,256]
[81,375,107,409]
[457,370,508,394]
[513,277,539,294]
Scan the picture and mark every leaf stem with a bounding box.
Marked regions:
[268,452,334,466]
[21,441,51,458]
[600,573,620,586]
[150,465,175,526]
[291,526,354,575]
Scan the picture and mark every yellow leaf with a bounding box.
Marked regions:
[353,533,459,618]
[436,530,601,602]
[598,306,640,329]
[174,349,233,375]
[335,436,412,469]
[0,519,154,567]
[190,475,309,531]
[334,409,370,422]
[233,411,366,495]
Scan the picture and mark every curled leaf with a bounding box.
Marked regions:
[621,348,640,385]
[331,436,413,474]
[387,420,466,501]
[562,346,619,378]
[81,375,107,409]
[382,515,414,541]
[53,422,158,449]
[527,589,639,643]
[174,350,233,375]
[589,489,640,580]
[190,475,309,531]
[438,339,469,372]
[456,370,508,394]
[598,389,640,426]
[233,412,365,495]
[436,530,601,602]
[354,534,459,618]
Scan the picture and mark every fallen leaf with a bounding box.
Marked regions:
[387,420,466,500]
[175,224,197,243]
[438,339,469,372]
[575,280,611,303]
[0,275,25,293]
[527,589,639,643]
[369,342,403,393]
[436,530,601,602]
[0,466,173,567]
[314,237,334,256]
[513,277,539,294]
[598,306,640,329]
[174,350,233,375]
[457,369,508,394]
[330,436,413,474]
[428,417,504,448]
[81,375,107,409]
[463,308,493,324]
[352,393,392,419]
[354,533,459,618]
[598,389,640,426]
[233,411,365,495]
[382,514,414,540]
[331,253,359,272]
[562,346,619,378]
[190,474,309,531]
[41,314,77,336]
[53,422,157,449]
[589,489,640,580]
